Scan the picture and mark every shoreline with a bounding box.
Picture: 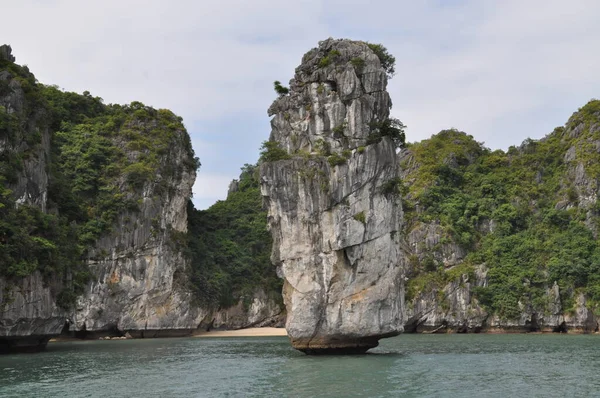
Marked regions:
[47,327,599,344]
[193,327,288,338]
[48,327,288,343]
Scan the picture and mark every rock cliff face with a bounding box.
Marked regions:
[210,289,285,330]
[0,45,66,351]
[0,46,208,349]
[0,273,66,351]
[0,45,49,211]
[0,46,285,351]
[401,105,600,334]
[260,39,406,353]
[71,126,206,337]
[405,265,598,333]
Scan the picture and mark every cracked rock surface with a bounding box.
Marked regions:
[260,39,406,353]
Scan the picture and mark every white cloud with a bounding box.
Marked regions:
[192,172,234,209]
[387,0,600,147]
[2,0,600,208]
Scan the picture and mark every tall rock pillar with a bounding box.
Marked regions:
[260,39,406,354]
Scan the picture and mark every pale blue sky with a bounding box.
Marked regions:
[2,0,600,209]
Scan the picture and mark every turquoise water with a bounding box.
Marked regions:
[1,334,600,397]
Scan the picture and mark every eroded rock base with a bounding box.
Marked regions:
[291,332,399,355]
[0,336,51,354]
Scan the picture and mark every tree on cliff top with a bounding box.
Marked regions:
[273,80,289,96]
[367,42,396,78]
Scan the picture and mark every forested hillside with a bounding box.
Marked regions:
[403,100,600,330]
[0,53,197,307]
[1,46,204,350]
[187,164,281,308]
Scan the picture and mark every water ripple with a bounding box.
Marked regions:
[2,334,600,397]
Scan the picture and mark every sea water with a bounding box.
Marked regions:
[1,334,599,397]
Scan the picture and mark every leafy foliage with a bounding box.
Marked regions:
[318,49,341,68]
[273,81,289,96]
[259,140,291,162]
[366,43,396,78]
[0,176,89,308]
[350,57,366,71]
[368,118,406,148]
[187,164,281,307]
[402,103,600,318]
[48,99,197,246]
[314,138,331,156]
[327,152,347,167]
[380,177,405,197]
[353,211,366,224]
[0,55,198,308]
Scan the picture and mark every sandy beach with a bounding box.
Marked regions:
[47,328,287,343]
[193,327,288,338]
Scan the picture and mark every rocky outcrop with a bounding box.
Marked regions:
[0,47,50,211]
[562,109,600,237]
[0,46,65,352]
[0,273,66,352]
[0,46,208,350]
[70,130,207,335]
[260,39,406,353]
[405,267,598,333]
[209,290,285,330]
[399,119,600,334]
[0,45,15,63]
[404,265,488,333]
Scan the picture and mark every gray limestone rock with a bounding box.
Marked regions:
[0,45,15,63]
[209,290,285,330]
[405,264,599,334]
[404,265,488,333]
[71,126,207,335]
[0,49,207,348]
[0,49,61,352]
[0,60,50,212]
[260,39,406,354]
[0,272,66,352]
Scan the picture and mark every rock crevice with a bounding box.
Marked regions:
[261,39,406,354]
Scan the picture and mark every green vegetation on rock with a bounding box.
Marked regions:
[187,164,281,308]
[273,80,289,96]
[0,53,198,308]
[49,99,197,245]
[366,43,396,78]
[259,140,290,162]
[402,101,600,319]
[367,118,406,149]
[0,176,88,308]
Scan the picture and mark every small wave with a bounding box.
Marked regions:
[366,350,404,357]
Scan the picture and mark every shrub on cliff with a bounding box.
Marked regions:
[259,140,290,162]
[367,42,396,78]
[273,80,289,96]
[368,117,406,148]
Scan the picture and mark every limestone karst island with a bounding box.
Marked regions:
[2,33,600,394]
